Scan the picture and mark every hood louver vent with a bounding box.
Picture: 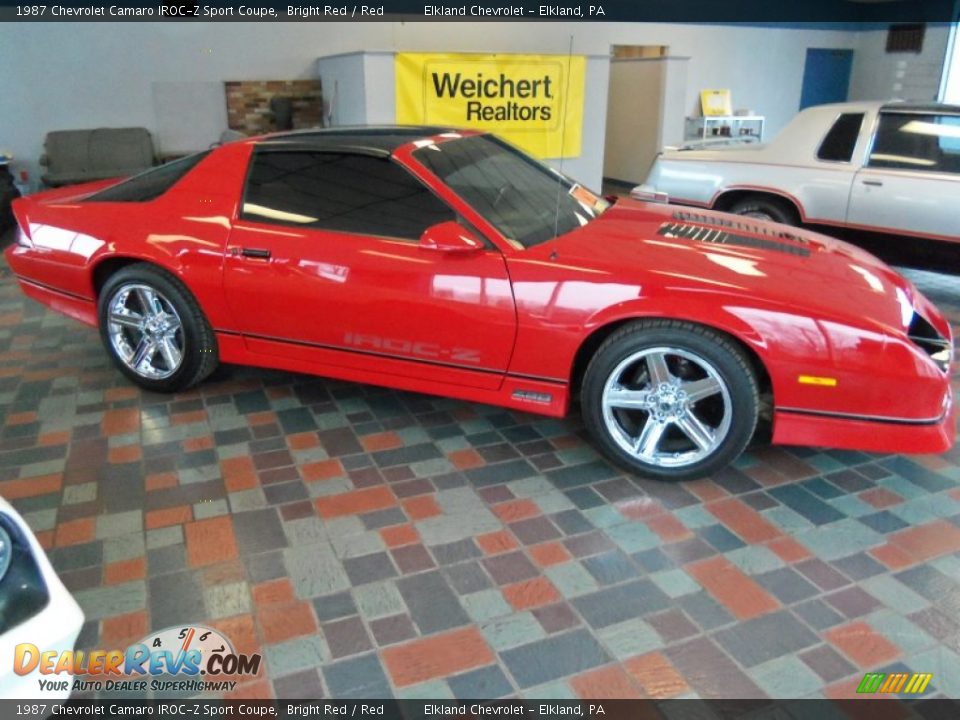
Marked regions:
[657,221,811,257]
[671,210,808,243]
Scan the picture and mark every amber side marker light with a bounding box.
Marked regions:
[797,375,838,387]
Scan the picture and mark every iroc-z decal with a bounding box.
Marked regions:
[344,333,482,365]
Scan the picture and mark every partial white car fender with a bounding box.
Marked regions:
[0,497,84,700]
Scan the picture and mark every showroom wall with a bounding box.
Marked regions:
[0,21,952,190]
[848,25,952,102]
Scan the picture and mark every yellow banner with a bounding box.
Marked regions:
[395,52,585,159]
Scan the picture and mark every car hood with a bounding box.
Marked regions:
[553,198,922,332]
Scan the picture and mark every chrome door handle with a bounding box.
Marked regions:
[862,180,883,187]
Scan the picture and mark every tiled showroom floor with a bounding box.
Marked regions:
[2,244,960,700]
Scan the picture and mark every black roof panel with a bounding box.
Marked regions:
[881,102,960,115]
[257,125,458,154]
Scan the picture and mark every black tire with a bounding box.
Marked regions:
[582,320,759,481]
[728,195,798,225]
[97,263,218,393]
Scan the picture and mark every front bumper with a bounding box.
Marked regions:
[772,391,955,455]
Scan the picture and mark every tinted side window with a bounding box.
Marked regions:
[868,113,960,173]
[86,152,209,202]
[241,151,454,240]
[817,113,864,162]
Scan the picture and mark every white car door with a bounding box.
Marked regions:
[847,112,960,242]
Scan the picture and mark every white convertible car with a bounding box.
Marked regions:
[640,101,960,245]
[0,497,84,700]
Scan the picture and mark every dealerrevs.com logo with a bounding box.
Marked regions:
[14,625,262,694]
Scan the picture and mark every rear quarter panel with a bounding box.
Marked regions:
[7,143,251,331]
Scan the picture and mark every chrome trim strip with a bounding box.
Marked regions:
[777,405,948,427]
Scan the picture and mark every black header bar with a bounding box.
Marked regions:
[0,0,958,23]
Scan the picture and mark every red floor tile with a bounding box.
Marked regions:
[287,432,321,450]
[55,517,95,547]
[0,473,62,500]
[185,516,239,567]
[252,578,296,608]
[766,536,812,564]
[183,436,214,453]
[301,458,345,483]
[258,601,317,645]
[316,485,397,519]
[646,514,694,543]
[381,523,420,548]
[624,651,690,699]
[211,614,260,657]
[825,621,901,669]
[529,541,573,567]
[401,494,442,521]
[360,431,403,452]
[38,430,70,447]
[100,610,149,650]
[104,557,146,585]
[869,543,916,571]
[476,530,518,555]
[145,472,179,492]
[492,499,540,523]
[706,497,783,544]
[448,449,485,470]
[860,488,904,509]
[503,577,561,610]
[220,456,258,492]
[171,409,208,426]
[145,505,192,530]
[101,407,140,436]
[888,520,960,562]
[570,664,643,699]
[108,444,142,463]
[686,556,780,620]
[382,627,495,687]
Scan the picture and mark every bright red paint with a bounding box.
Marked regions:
[6,130,955,457]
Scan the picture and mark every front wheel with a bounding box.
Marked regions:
[582,321,759,481]
[97,263,218,393]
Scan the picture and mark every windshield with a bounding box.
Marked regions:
[412,134,609,249]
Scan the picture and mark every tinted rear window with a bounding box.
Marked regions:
[817,113,864,162]
[86,152,209,202]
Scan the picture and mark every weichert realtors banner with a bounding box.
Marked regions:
[395,52,585,158]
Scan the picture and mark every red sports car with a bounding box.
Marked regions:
[5,127,954,480]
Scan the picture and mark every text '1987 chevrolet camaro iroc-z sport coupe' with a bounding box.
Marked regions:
[6,127,955,480]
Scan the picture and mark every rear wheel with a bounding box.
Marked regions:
[728,195,798,225]
[98,264,218,393]
[582,321,759,481]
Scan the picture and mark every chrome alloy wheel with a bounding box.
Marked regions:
[107,283,184,380]
[601,347,733,468]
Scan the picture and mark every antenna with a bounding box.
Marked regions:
[553,34,575,240]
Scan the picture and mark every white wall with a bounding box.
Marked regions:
[848,24,952,103]
[1,21,951,190]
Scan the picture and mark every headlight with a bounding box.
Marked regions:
[0,524,11,582]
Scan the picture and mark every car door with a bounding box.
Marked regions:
[847,111,960,242]
[222,148,517,390]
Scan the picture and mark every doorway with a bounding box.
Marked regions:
[603,46,684,193]
[800,48,854,110]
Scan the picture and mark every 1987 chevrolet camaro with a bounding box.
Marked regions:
[5,127,955,480]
